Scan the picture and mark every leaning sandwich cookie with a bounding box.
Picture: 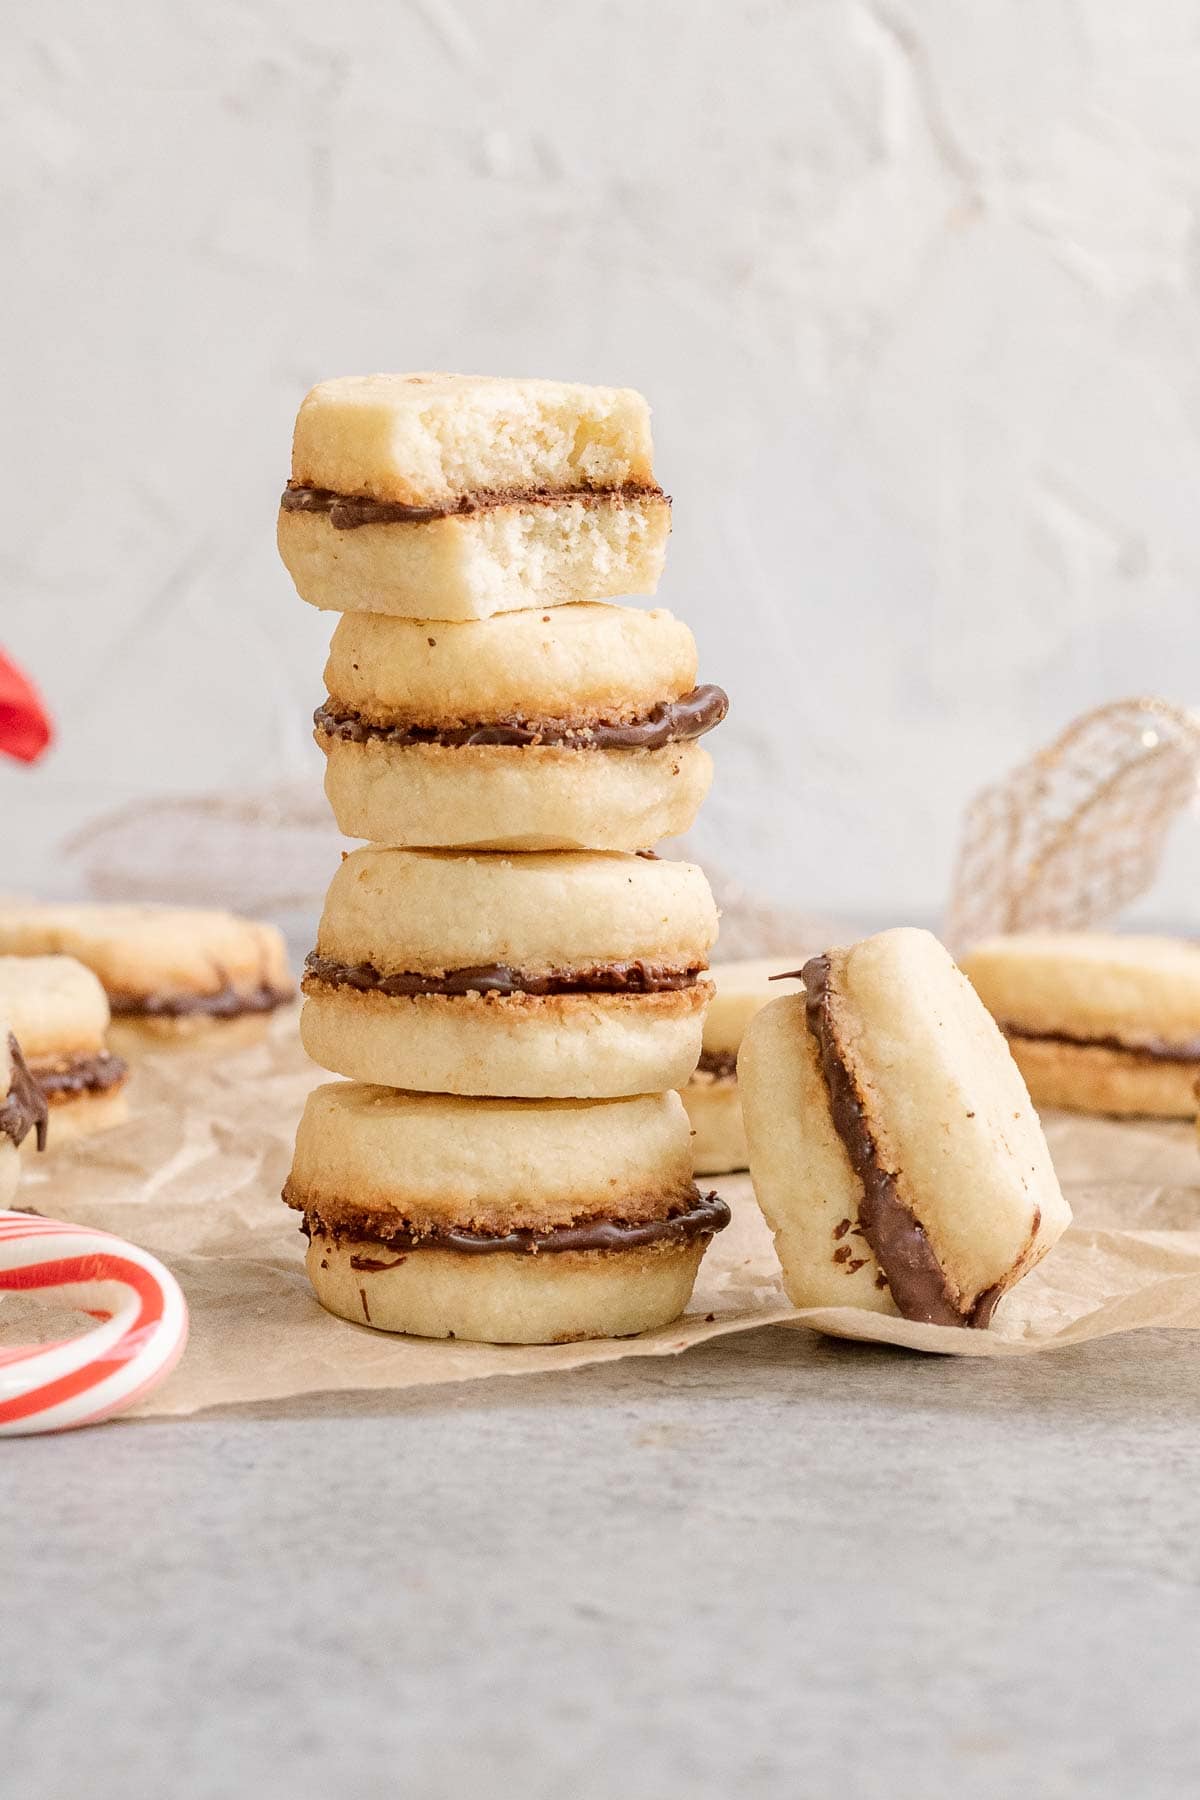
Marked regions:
[278,373,671,622]
[301,846,717,1099]
[285,1084,731,1343]
[316,602,725,851]
[0,957,128,1144]
[0,1028,48,1204]
[961,932,1200,1119]
[0,905,294,1055]
[681,959,805,1175]
[739,928,1070,1328]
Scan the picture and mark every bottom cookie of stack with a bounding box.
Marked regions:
[284,1083,730,1344]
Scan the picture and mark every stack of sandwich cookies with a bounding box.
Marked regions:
[283,370,730,1342]
[286,1084,729,1343]
[0,905,294,1057]
[739,929,1070,1328]
[301,847,717,1098]
[0,1029,48,1204]
[961,932,1200,1118]
[316,601,724,850]
[0,957,128,1144]
[681,960,804,1175]
[279,373,671,621]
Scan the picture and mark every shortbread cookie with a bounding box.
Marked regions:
[278,373,670,620]
[0,957,128,1144]
[301,846,717,1098]
[961,932,1200,1117]
[739,928,1070,1328]
[316,603,725,850]
[681,959,804,1175]
[285,1083,730,1343]
[0,1028,48,1202]
[0,905,294,1054]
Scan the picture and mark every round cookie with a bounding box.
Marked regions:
[301,847,717,1099]
[681,958,805,1175]
[314,602,725,850]
[0,957,128,1146]
[278,372,670,623]
[739,928,1071,1329]
[285,1083,731,1343]
[0,905,294,1054]
[0,1027,48,1200]
[961,932,1200,1118]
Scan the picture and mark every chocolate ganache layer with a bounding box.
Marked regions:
[1004,1025,1200,1063]
[34,1051,128,1101]
[303,952,704,999]
[314,685,728,753]
[1,1034,48,1152]
[281,481,666,530]
[108,982,294,1021]
[695,1049,739,1080]
[803,956,1001,1330]
[298,1189,732,1263]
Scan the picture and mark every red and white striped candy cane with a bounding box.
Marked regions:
[0,1211,188,1434]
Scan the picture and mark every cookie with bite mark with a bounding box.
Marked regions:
[681,959,804,1175]
[278,373,670,621]
[0,905,294,1055]
[961,932,1200,1118]
[301,846,717,1099]
[315,602,724,852]
[0,957,128,1145]
[285,1083,731,1343]
[739,928,1070,1329]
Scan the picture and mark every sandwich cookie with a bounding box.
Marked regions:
[316,602,725,851]
[681,959,804,1175]
[301,846,717,1098]
[0,905,294,1055]
[285,1083,731,1343]
[278,373,671,621]
[739,928,1070,1328]
[961,932,1200,1118]
[0,1029,47,1205]
[0,957,128,1144]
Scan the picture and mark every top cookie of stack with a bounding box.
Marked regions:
[278,373,671,622]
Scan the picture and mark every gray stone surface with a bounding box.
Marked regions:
[4,1323,1199,1799]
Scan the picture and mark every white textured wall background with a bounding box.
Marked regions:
[5,0,1200,921]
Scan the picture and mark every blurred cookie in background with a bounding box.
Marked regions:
[681,959,805,1175]
[961,932,1200,1118]
[0,904,294,1058]
[0,956,128,1144]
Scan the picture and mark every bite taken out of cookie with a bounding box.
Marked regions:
[278,373,671,622]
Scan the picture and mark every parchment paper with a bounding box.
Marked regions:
[10,1009,1200,1417]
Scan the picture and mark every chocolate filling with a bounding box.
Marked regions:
[299,1188,731,1262]
[1,1034,48,1152]
[695,1049,739,1080]
[313,685,728,752]
[108,982,294,1020]
[34,1051,128,1101]
[1004,1025,1200,1064]
[281,480,666,530]
[803,955,998,1329]
[303,952,703,999]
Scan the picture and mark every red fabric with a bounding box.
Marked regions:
[0,650,53,764]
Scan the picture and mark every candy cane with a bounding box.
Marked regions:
[0,1212,187,1434]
